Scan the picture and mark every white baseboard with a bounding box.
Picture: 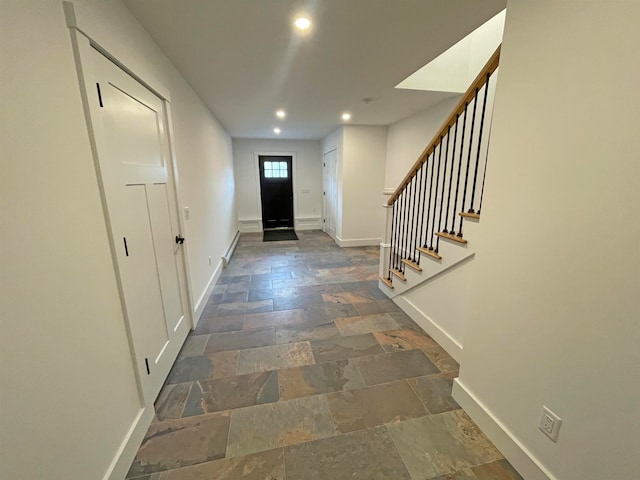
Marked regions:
[295,217,322,230]
[452,379,555,480]
[238,218,262,233]
[336,235,382,247]
[393,295,463,362]
[192,258,224,328]
[105,405,154,480]
[222,230,240,267]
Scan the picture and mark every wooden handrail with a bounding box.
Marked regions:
[388,45,501,205]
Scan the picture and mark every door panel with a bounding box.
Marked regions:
[323,150,337,235]
[92,48,189,403]
[259,156,294,229]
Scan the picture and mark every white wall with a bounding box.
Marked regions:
[232,138,322,232]
[385,96,461,191]
[341,126,388,245]
[0,1,236,479]
[455,2,640,480]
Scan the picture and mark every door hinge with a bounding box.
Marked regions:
[145,358,150,375]
[96,83,103,107]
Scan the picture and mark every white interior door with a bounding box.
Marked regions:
[91,48,189,403]
[323,150,337,236]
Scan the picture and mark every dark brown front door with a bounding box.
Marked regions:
[259,156,294,229]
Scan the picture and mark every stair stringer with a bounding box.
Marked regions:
[378,218,481,361]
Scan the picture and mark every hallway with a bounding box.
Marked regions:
[126,231,521,480]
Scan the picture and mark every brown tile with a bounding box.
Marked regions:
[204,328,275,354]
[236,341,315,375]
[408,373,460,414]
[326,381,428,433]
[422,345,460,373]
[373,328,438,352]
[182,371,279,416]
[322,290,376,304]
[334,313,400,336]
[193,315,245,335]
[355,349,440,385]
[216,300,273,316]
[157,448,285,480]
[279,359,365,400]
[283,425,410,480]
[243,309,306,330]
[127,413,230,477]
[310,333,384,363]
[472,459,524,480]
[166,351,238,384]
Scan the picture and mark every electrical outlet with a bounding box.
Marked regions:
[184,206,190,220]
[539,406,562,442]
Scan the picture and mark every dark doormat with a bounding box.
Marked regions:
[263,229,299,242]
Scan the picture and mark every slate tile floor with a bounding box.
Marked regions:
[127,231,523,480]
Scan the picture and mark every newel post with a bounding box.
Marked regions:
[379,192,394,280]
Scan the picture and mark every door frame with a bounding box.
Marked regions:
[253,151,297,230]
[65,10,194,479]
[322,148,338,237]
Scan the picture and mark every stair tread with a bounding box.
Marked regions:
[390,268,406,281]
[379,276,394,289]
[416,246,442,260]
[436,231,468,244]
[459,211,480,220]
[401,258,422,272]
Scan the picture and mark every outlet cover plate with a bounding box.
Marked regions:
[539,405,562,442]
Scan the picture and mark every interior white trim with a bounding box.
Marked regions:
[192,258,223,326]
[393,295,463,361]
[452,379,555,480]
[102,407,154,480]
[222,230,240,267]
[253,151,297,229]
[295,217,322,230]
[238,218,262,233]
[335,236,382,247]
[383,187,395,195]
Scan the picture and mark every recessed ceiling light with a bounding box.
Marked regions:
[276,110,286,119]
[273,127,281,134]
[342,112,351,121]
[294,17,311,31]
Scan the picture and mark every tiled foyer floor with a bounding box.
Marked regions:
[126,231,522,480]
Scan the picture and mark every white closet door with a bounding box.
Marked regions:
[92,48,189,402]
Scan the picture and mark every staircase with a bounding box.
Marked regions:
[378,47,501,358]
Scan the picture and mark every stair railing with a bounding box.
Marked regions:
[381,46,501,288]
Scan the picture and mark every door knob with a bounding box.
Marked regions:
[175,235,185,245]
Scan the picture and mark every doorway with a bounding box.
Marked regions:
[258,155,294,229]
[323,149,337,237]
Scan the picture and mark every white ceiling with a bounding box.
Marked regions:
[124,0,506,140]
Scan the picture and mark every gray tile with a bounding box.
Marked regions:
[387,410,503,479]
[167,351,238,384]
[334,313,400,336]
[178,335,208,357]
[279,359,365,400]
[408,373,460,414]
[193,315,245,335]
[284,425,410,480]
[236,341,315,375]
[310,333,384,363]
[472,459,524,480]
[326,381,428,433]
[226,395,335,457]
[422,345,460,373]
[127,413,230,477]
[218,275,251,284]
[183,371,279,416]
[272,293,325,310]
[155,383,190,421]
[275,322,340,344]
[355,349,440,385]
[204,328,275,354]
[157,449,285,480]
[243,309,306,330]
[216,300,273,316]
